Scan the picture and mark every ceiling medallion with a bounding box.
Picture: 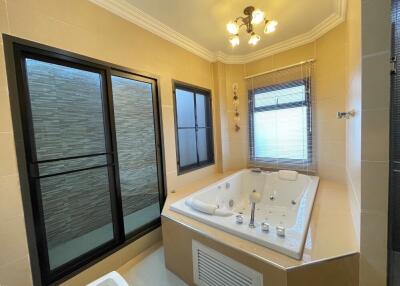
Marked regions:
[227,6,278,47]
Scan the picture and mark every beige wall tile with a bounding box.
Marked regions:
[359,0,391,284]
[0,0,9,34]
[317,140,346,166]
[0,215,28,266]
[161,106,177,174]
[0,257,32,286]
[345,0,362,238]
[361,108,390,162]
[0,92,12,133]
[0,174,23,222]
[361,161,389,213]
[315,96,346,123]
[317,161,346,183]
[313,73,347,100]
[362,51,391,110]
[0,45,12,133]
[360,211,388,286]
[244,56,274,77]
[273,42,315,68]
[362,0,391,56]
[0,132,18,176]
[317,120,346,141]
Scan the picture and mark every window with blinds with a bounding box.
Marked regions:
[247,63,315,172]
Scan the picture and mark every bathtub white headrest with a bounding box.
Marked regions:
[278,170,298,181]
[185,197,217,215]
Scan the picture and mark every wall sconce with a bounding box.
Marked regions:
[233,83,240,131]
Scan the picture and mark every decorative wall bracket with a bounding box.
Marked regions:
[233,83,240,132]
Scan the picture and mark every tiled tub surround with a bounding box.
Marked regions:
[162,171,359,285]
[170,169,319,259]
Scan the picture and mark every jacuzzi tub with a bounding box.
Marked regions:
[170,169,319,259]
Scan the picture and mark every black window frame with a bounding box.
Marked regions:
[2,34,166,286]
[172,81,215,175]
[248,78,313,167]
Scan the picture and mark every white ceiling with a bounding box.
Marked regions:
[90,0,346,63]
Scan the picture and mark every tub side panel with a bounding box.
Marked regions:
[287,254,359,286]
[162,216,288,286]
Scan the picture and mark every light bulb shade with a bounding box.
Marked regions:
[227,21,239,34]
[251,9,265,25]
[248,33,260,46]
[229,35,240,47]
[264,20,278,34]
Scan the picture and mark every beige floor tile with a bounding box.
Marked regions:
[119,245,187,286]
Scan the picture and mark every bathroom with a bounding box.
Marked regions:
[0,0,394,285]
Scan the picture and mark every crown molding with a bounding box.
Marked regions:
[88,0,216,61]
[89,0,347,64]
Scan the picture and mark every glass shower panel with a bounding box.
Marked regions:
[111,75,161,235]
[25,59,115,270]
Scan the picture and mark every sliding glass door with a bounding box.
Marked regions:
[24,57,118,271]
[6,38,165,286]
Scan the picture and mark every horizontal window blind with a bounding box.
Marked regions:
[247,62,316,173]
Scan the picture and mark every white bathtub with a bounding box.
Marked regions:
[170,169,319,259]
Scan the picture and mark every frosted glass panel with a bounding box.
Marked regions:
[178,129,197,167]
[112,76,161,235]
[197,128,210,162]
[196,93,210,127]
[176,89,195,127]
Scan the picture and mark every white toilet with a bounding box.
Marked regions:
[87,271,129,286]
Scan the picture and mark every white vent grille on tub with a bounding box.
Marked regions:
[192,240,263,286]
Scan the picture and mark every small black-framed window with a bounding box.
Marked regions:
[249,79,312,169]
[173,81,214,174]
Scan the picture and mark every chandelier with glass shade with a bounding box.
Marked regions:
[227,6,278,47]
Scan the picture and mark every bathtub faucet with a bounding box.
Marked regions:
[248,190,262,228]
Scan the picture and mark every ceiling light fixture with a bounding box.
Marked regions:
[248,32,260,46]
[227,6,277,47]
[229,35,240,47]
